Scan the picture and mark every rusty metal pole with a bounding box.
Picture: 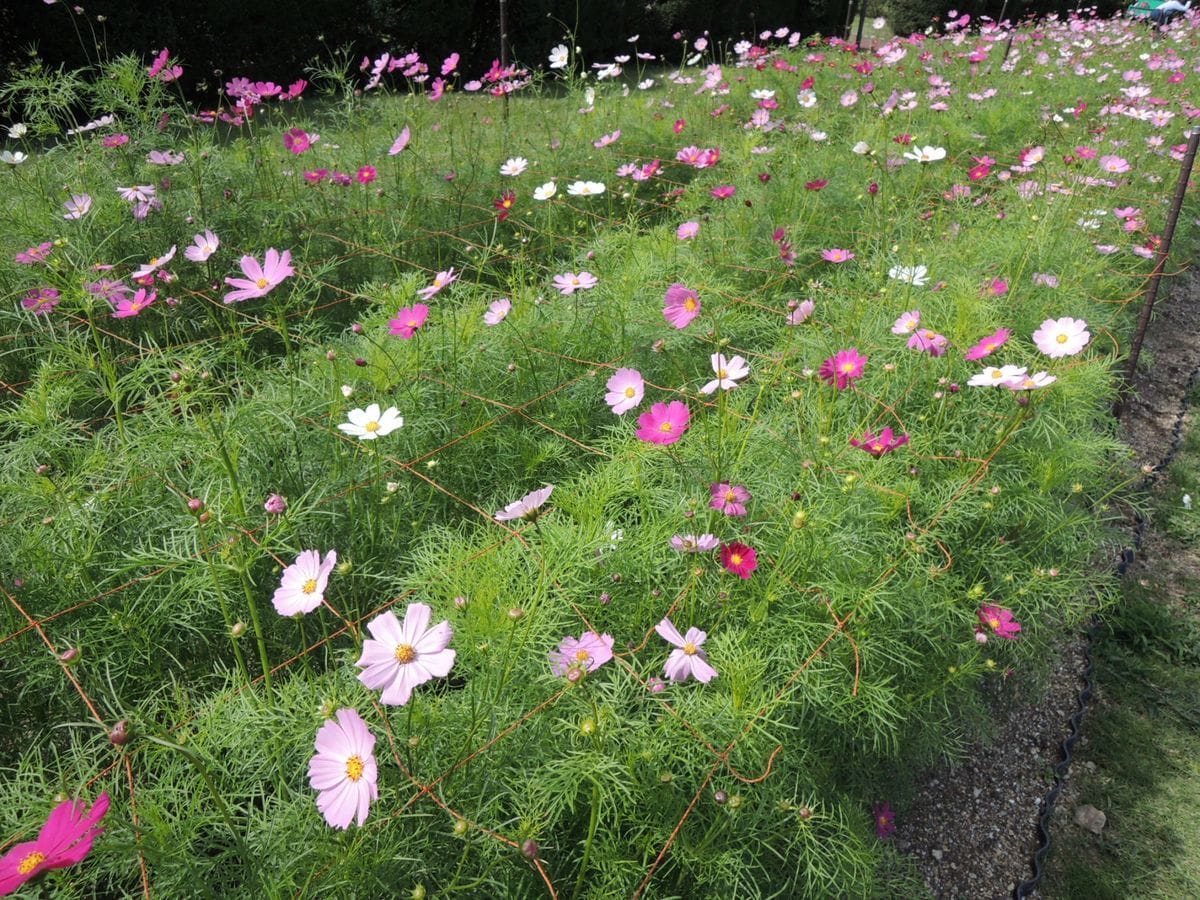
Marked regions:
[1114,126,1200,417]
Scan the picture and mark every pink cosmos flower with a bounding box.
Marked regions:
[272,549,337,616]
[906,329,948,356]
[891,310,921,335]
[418,268,457,300]
[636,401,690,445]
[821,248,854,263]
[700,353,750,394]
[1004,371,1057,391]
[307,708,378,829]
[101,133,129,148]
[62,194,92,220]
[388,127,411,155]
[593,129,620,148]
[21,288,61,315]
[184,230,220,263]
[788,299,816,325]
[663,283,701,329]
[655,618,718,683]
[146,149,185,165]
[283,128,312,154]
[850,427,910,457]
[131,245,177,280]
[483,298,511,326]
[605,367,644,415]
[1032,317,1090,358]
[1098,155,1130,174]
[15,242,53,265]
[495,484,554,521]
[264,493,288,514]
[1033,272,1059,288]
[111,288,156,318]
[720,542,758,579]
[355,604,456,706]
[977,604,1021,640]
[819,348,867,390]
[873,802,896,839]
[494,189,516,221]
[710,483,750,516]
[389,303,429,339]
[710,185,736,199]
[223,248,294,304]
[356,165,377,184]
[983,278,1008,297]
[670,533,719,553]
[549,631,615,677]
[964,328,1010,361]
[441,53,460,75]
[553,272,599,295]
[0,793,109,894]
[676,221,700,240]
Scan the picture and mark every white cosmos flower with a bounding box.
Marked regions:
[851,141,871,155]
[533,181,557,201]
[338,404,403,439]
[968,365,1027,388]
[567,180,605,196]
[1,150,28,165]
[888,264,929,286]
[903,145,948,162]
[499,157,528,177]
[549,44,569,69]
[7,123,27,139]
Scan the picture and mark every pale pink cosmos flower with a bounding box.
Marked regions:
[788,299,815,325]
[700,353,750,394]
[308,708,378,829]
[389,303,429,339]
[1032,317,1090,358]
[821,248,854,263]
[549,631,614,677]
[62,194,92,220]
[593,129,620,148]
[111,288,156,318]
[553,272,598,295]
[663,283,701,329]
[388,127,411,155]
[483,298,511,326]
[495,485,554,521]
[636,401,690,444]
[676,221,700,240]
[356,604,456,706]
[418,268,457,300]
[1004,371,1057,391]
[131,245,176,280]
[0,793,109,895]
[223,248,294,303]
[891,310,921,335]
[906,328,948,356]
[1098,155,1130,174]
[146,149,185,165]
[655,618,717,683]
[272,549,337,616]
[605,368,644,415]
[184,230,220,263]
[710,482,750,516]
[670,533,719,553]
[499,157,528,177]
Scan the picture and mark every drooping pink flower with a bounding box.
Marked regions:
[307,708,378,829]
[821,248,854,263]
[906,329,948,356]
[549,631,615,677]
[676,221,700,240]
[662,283,701,329]
[819,348,867,390]
[1032,317,1090,358]
[355,604,456,706]
[0,793,109,894]
[720,541,758,579]
[605,368,644,415]
[283,128,312,154]
[21,288,61,315]
[111,288,156,318]
[389,303,429,339]
[788,299,815,325]
[977,604,1021,640]
[223,248,294,303]
[483,297,511,326]
[184,230,220,263]
[873,802,896,839]
[15,242,53,265]
[495,485,554,521]
[710,185,736,199]
[553,271,598,295]
[710,483,750,516]
[272,549,337,616]
[963,328,1010,361]
[670,533,719,553]
[636,401,690,445]
[388,127,411,155]
[655,618,718,683]
[418,268,457,300]
[700,353,750,394]
[850,427,909,457]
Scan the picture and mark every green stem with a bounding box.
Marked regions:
[85,307,125,440]
[571,780,602,900]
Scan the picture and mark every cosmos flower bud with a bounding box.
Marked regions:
[508,607,525,620]
[109,719,132,747]
[453,818,470,836]
[187,497,204,513]
[35,464,51,476]
[521,839,540,860]
[59,647,81,665]
[230,621,247,638]
[714,790,728,805]
[264,494,287,515]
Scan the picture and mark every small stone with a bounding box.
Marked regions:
[973,787,982,798]
[932,848,943,861]
[1074,804,1107,834]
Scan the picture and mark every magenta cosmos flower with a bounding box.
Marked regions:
[663,283,701,329]
[549,631,615,678]
[389,303,429,339]
[964,328,1010,361]
[710,185,736,199]
[307,708,378,829]
[1032,317,1090,358]
[850,427,909,457]
[976,604,1021,640]
[906,329,948,357]
[553,271,599,295]
[700,353,749,394]
[22,288,61,315]
[873,802,896,839]
[418,268,458,301]
[605,367,644,415]
[356,604,456,706]
[655,618,717,683]
[283,127,313,154]
[821,248,854,263]
[15,242,53,265]
[819,348,867,390]
[223,248,294,304]
[710,483,750,516]
[0,793,109,895]
[272,549,337,616]
[636,401,690,445]
[720,542,758,579]
[495,484,554,521]
[111,288,156,319]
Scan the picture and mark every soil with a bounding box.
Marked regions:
[896,261,1200,899]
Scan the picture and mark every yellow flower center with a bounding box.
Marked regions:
[988,617,1001,630]
[150,256,160,266]
[872,443,884,452]
[575,649,591,661]
[131,302,144,312]
[407,319,419,328]
[724,490,737,502]
[1056,333,1068,344]
[684,297,697,311]
[255,277,269,289]
[682,642,697,655]
[302,578,318,594]
[365,421,380,432]
[659,421,674,433]
[395,643,416,664]
[624,386,635,398]
[18,851,46,875]
[841,362,856,373]
[985,342,996,351]
[990,370,1003,379]
[730,553,743,566]
[345,754,364,782]
[718,368,728,378]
